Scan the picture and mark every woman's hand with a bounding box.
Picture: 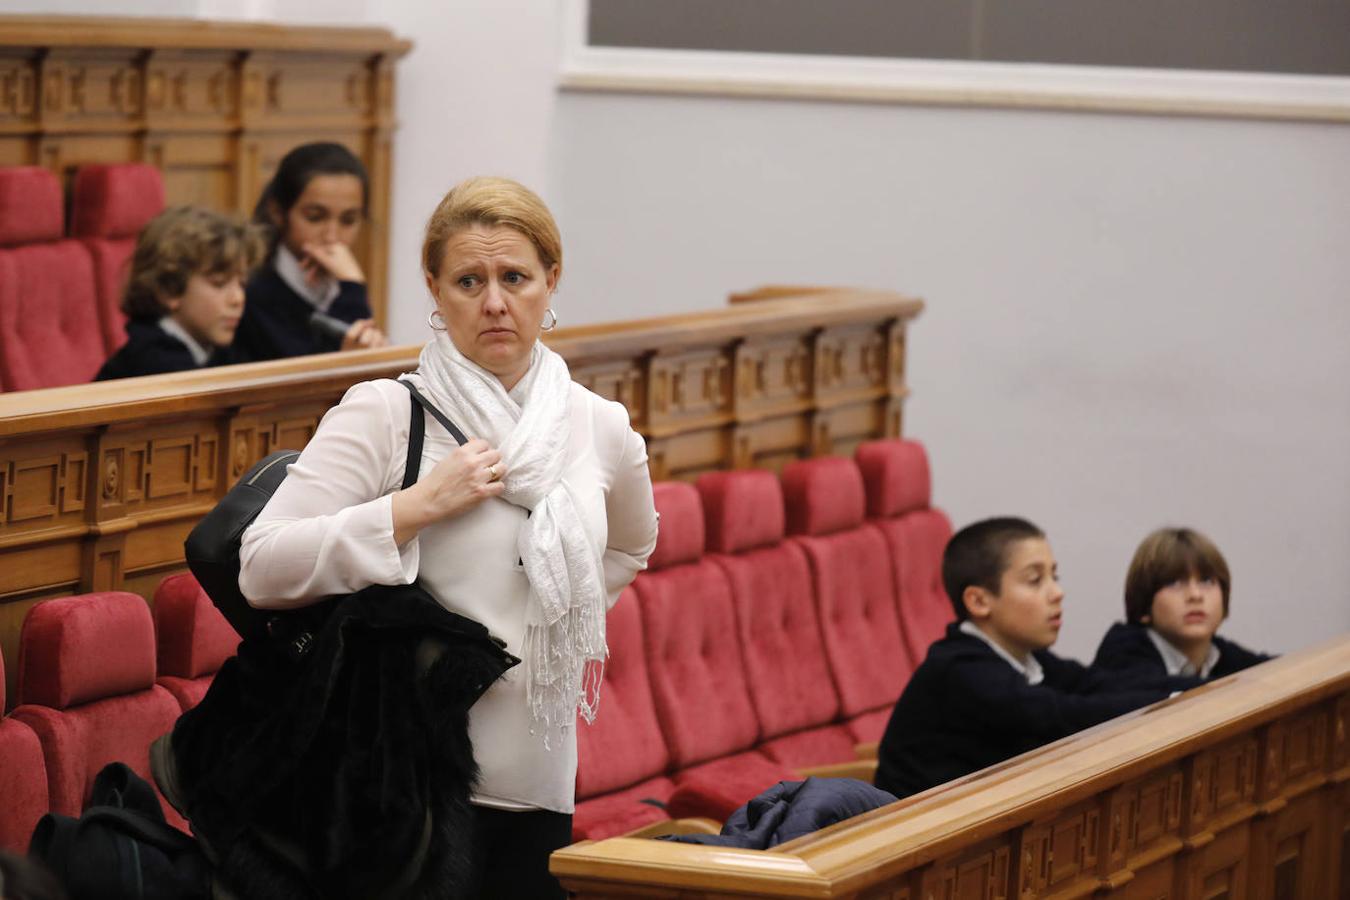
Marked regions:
[391,439,506,545]
[341,319,389,351]
[301,241,366,284]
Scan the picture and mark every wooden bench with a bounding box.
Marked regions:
[0,287,923,706]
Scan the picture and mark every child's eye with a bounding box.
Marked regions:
[304,210,327,223]
[340,213,362,227]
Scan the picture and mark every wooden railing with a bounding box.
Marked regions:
[0,288,923,705]
[552,635,1350,898]
[0,15,409,321]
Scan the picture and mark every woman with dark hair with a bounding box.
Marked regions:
[235,142,389,361]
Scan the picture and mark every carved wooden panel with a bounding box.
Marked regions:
[1247,791,1326,900]
[571,359,648,429]
[1184,735,1259,845]
[1258,708,1329,806]
[1180,820,1250,900]
[1018,800,1098,897]
[733,334,814,420]
[921,837,1012,900]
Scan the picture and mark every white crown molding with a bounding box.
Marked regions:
[559,0,1350,123]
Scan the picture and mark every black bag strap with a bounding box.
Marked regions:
[402,393,426,491]
[399,378,469,445]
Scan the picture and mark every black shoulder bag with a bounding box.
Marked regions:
[184,379,466,659]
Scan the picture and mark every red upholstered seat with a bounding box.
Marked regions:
[0,167,106,390]
[697,470,855,768]
[575,586,673,837]
[856,439,955,666]
[636,482,795,816]
[153,573,240,711]
[572,775,676,841]
[782,457,912,739]
[69,164,166,353]
[11,592,187,831]
[0,644,48,852]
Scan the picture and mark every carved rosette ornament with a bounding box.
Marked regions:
[232,436,249,478]
[102,455,119,500]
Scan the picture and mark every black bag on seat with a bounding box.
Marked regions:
[184,379,464,659]
[29,762,210,900]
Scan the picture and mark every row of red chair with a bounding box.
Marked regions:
[572,438,953,839]
[0,438,950,851]
[0,574,237,851]
[0,163,165,391]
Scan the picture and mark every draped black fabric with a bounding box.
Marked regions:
[663,778,896,849]
[1092,622,1273,687]
[168,583,517,900]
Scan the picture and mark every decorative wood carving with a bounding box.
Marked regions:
[552,637,1350,899]
[0,16,410,322]
[0,288,922,706]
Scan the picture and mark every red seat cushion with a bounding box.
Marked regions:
[637,484,760,770]
[153,573,239,710]
[0,244,105,390]
[0,166,63,246]
[698,471,841,750]
[572,775,676,841]
[576,588,669,800]
[847,708,892,744]
[783,457,912,719]
[0,644,48,853]
[70,164,166,353]
[668,751,796,821]
[856,440,956,665]
[757,723,859,768]
[14,593,185,829]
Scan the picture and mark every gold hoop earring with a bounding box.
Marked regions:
[428,309,446,332]
[541,308,558,332]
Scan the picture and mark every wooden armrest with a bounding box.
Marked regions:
[794,759,879,782]
[727,284,837,303]
[622,817,723,839]
[854,741,878,760]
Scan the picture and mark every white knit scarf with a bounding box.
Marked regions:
[411,332,607,743]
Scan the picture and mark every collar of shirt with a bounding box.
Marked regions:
[275,244,341,312]
[157,316,211,367]
[958,620,1045,685]
[1146,628,1220,678]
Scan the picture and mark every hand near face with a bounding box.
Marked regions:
[340,318,389,351]
[302,241,366,284]
[391,438,506,544]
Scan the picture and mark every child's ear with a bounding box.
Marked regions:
[963,586,994,621]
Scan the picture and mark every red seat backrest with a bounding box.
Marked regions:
[153,573,241,711]
[697,469,840,742]
[857,439,955,665]
[782,456,912,719]
[69,163,166,354]
[575,586,670,800]
[11,592,185,828]
[635,482,760,770]
[0,643,48,852]
[0,167,106,390]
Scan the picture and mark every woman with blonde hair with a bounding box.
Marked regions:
[238,176,658,897]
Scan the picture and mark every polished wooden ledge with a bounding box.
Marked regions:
[0,15,410,53]
[553,635,1350,898]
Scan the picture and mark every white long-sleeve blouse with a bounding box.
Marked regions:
[238,374,658,813]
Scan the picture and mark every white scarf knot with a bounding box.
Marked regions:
[412,332,607,743]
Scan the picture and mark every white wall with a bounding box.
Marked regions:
[547,93,1350,659]
[7,0,1345,661]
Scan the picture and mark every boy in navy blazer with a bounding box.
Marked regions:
[1092,527,1271,687]
[874,517,1182,800]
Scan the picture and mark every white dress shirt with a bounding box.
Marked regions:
[157,316,210,366]
[1147,628,1220,679]
[959,620,1045,685]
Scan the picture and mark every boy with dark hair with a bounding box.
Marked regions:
[1092,527,1271,686]
[874,517,1182,799]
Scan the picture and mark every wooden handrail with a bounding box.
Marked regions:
[553,635,1350,897]
[0,15,411,54]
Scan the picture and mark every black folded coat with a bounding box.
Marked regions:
[168,582,518,900]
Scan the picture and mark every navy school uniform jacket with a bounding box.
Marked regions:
[95,319,243,381]
[874,622,1182,800]
[1091,622,1272,688]
[235,263,371,362]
